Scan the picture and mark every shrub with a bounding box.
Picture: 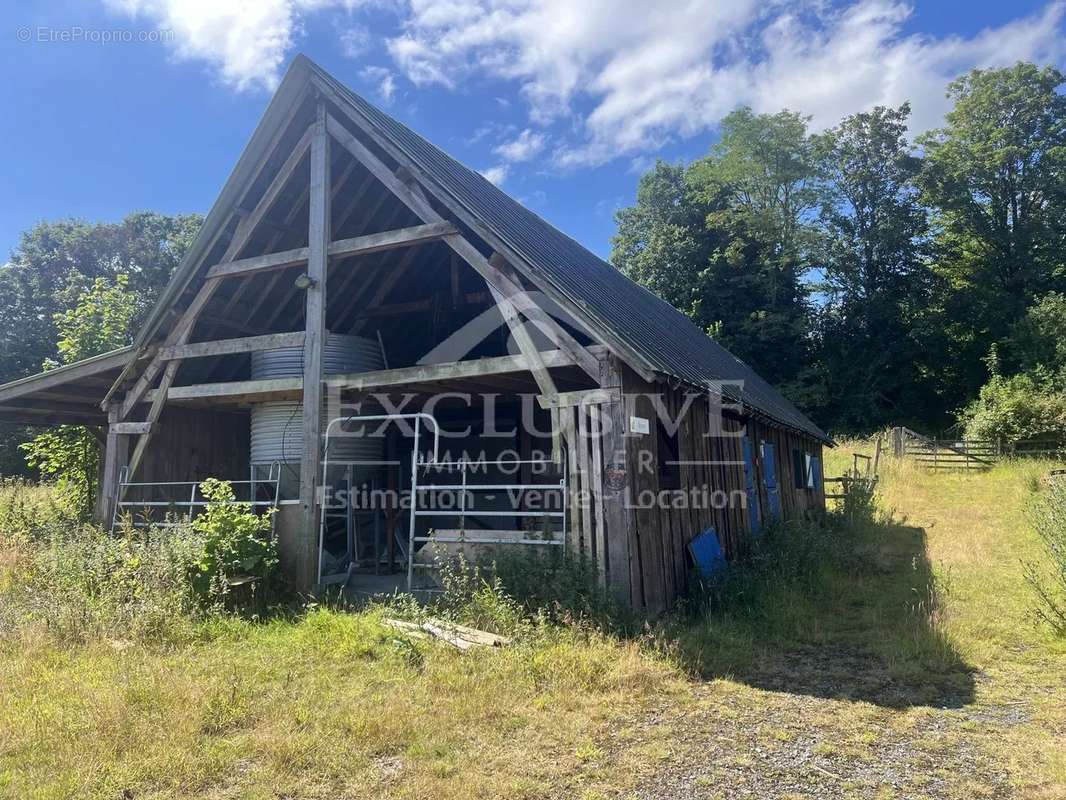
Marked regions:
[488,546,626,627]
[435,555,526,636]
[0,478,80,541]
[0,479,282,645]
[839,475,878,522]
[429,546,630,636]
[1025,478,1066,636]
[189,478,278,602]
[959,372,1066,444]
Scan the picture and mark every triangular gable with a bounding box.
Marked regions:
[106,54,828,444]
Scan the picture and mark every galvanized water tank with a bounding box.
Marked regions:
[249,334,385,467]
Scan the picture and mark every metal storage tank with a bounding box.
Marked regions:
[249,334,385,488]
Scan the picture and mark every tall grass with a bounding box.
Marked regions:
[1026,476,1066,635]
[2,456,1065,797]
[671,458,970,706]
[0,481,204,644]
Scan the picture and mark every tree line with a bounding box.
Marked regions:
[611,62,1066,440]
[0,213,202,478]
[1,62,1063,487]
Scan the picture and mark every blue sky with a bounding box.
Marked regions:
[2,0,1064,264]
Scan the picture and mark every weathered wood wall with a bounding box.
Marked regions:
[599,362,825,614]
[747,417,826,520]
[138,406,250,485]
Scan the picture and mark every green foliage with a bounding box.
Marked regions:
[19,427,101,520]
[434,555,527,636]
[18,275,137,518]
[918,63,1066,414]
[1004,292,1066,378]
[1026,479,1066,636]
[960,372,1066,444]
[814,104,939,428]
[612,108,819,397]
[488,546,627,627]
[691,108,827,260]
[430,547,629,635]
[612,63,1066,436]
[838,475,879,523]
[189,479,278,600]
[0,213,201,483]
[50,274,136,366]
[0,212,202,387]
[0,479,283,645]
[918,64,1066,317]
[0,482,202,644]
[681,518,838,619]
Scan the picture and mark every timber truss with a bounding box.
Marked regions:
[100,86,617,582]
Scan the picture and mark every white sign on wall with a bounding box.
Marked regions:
[628,415,650,435]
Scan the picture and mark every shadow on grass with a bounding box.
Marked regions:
[668,514,975,709]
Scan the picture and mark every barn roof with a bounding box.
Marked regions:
[8,55,826,444]
[305,59,828,443]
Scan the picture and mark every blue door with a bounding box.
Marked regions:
[761,441,782,520]
[742,436,761,534]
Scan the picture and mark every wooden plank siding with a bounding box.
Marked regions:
[607,365,825,613]
[137,407,250,486]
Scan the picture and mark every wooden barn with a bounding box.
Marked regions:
[0,56,829,612]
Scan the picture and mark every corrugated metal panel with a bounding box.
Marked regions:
[249,334,385,464]
[250,334,383,380]
[250,401,384,464]
[310,61,829,443]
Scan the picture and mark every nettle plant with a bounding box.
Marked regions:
[190,478,278,599]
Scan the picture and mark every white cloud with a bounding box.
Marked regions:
[385,0,1066,167]
[360,65,397,103]
[103,0,1066,168]
[480,165,509,185]
[493,128,546,162]
[339,24,371,58]
[104,0,375,90]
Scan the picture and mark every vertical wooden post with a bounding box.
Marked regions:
[599,355,635,607]
[891,426,903,458]
[97,406,127,525]
[297,101,330,589]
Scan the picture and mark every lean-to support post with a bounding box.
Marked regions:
[298,101,330,589]
[97,406,128,525]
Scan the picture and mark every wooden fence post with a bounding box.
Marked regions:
[891,427,903,458]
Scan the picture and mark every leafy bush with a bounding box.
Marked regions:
[488,546,627,627]
[434,555,526,636]
[1025,478,1066,636]
[839,475,878,522]
[959,372,1066,444]
[189,478,278,601]
[19,277,137,519]
[0,479,281,645]
[19,427,101,521]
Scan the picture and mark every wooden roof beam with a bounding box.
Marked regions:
[314,78,658,384]
[323,113,601,385]
[203,221,456,280]
[157,331,305,361]
[135,348,595,405]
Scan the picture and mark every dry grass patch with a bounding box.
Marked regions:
[0,610,684,799]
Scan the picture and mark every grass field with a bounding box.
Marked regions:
[1,451,1064,799]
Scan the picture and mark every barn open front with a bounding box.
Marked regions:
[0,56,829,612]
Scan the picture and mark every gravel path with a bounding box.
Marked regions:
[626,679,1017,800]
